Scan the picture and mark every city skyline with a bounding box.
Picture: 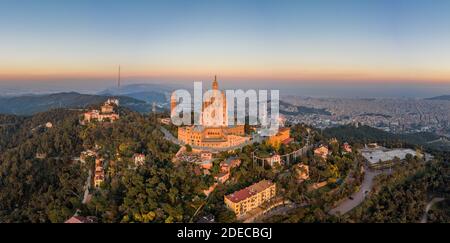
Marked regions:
[1,0,450,90]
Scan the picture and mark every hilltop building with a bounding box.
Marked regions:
[266,154,282,167]
[200,160,213,170]
[133,153,146,166]
[215,172,230,184]
[295,163,309,181]
[224,180,276,216]
[101,103,114,114]
[178,125,248,148]
[361,146,425,169]
[65,216,97,224]
[105,98,119,106]
[342,142,352,153]
[267,127,292,149]
[94,158,104,188]
[79,149,97,164]
[83,99,120,123]
[200,151,213,161]
[174,77,249,150]
[220,158,241,173]
[35,153,47,159]
[314,145,329,159]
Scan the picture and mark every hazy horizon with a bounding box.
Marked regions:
[1,0,450,98]
[1,78,449,99]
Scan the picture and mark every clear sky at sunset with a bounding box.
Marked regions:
[1,0,450,94]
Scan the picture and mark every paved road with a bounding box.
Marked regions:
[329,168,385,215]
[241,197,290,223]
[252,202,306,223]
[0,123,17,127]
[330,154,433,216]
[82,169,92,204]
[420,197,445,223]
[160,126,182,145]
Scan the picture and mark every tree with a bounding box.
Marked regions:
[185,144,192,152]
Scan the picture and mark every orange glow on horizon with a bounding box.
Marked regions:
[1,65,450,84]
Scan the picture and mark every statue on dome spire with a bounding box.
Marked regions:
[212,75,218,90]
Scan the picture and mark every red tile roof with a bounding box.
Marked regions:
[225,180,274,203]
[65,216,96,223]
[282,138,294,145]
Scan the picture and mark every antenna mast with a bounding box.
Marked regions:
[117,65,121,89]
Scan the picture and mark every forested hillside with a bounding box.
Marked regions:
[0,92,148,115]
[323,125,448,151]
[0,109,85,222]
[0,108,183,222]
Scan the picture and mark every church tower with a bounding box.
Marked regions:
[212,75,219,90]
[170,93,177,116]
[201,76,228,127]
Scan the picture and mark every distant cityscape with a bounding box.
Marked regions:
[282,96,450,137]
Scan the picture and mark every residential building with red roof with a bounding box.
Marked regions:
[65,216,97,223]
[215,172,230,184]
[295,163,309,181]
[133,153,146,166]
[342,142,352,153]
[314,145,329,159]
[224,180,276,216]
[220,158,242,173]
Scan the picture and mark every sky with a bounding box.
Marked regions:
[1,0,450,96]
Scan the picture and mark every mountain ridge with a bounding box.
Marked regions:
[0,92,150,115]
[425,95,450,101]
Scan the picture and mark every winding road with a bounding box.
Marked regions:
[0,123,17,127]
[329,168,389,215]
[82,169,92,204]
[420,197,445,223]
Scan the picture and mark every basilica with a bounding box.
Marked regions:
[172,77,249,149]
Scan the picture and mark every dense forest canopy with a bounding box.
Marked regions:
[323,125,448,151]
[0,108,448,223]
